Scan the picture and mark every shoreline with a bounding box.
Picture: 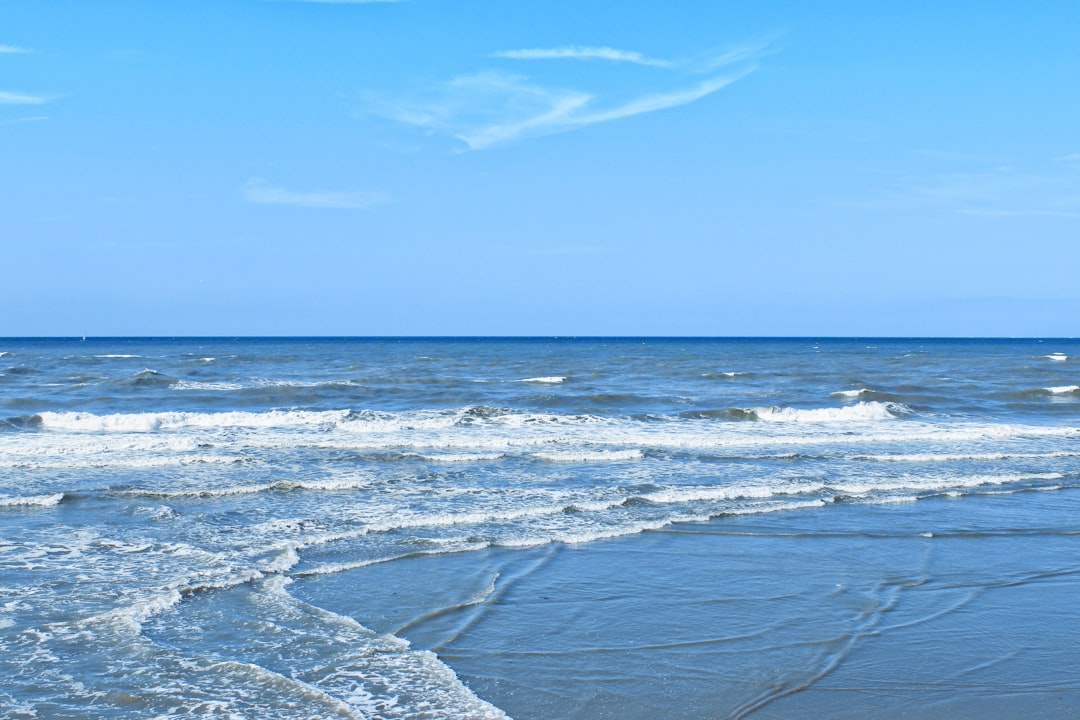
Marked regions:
[295,488,1080,719]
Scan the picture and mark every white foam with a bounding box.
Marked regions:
[120,477,375,499]
[0,351,13,358]
[276,478,374,492]
[532,449,643,462]
[850,451,1080,463]
[1046,353,1069,361]
[831,389,870,399]
[252,378,361,389]
[749,401,904,422]
[36,409,350,432]
[95,354,141,358]
[122,482,277,499]
[518,376,566,383]
[171,380,245,391]
[639,483,808,504]
[1047,385,1080,394]
[0,453,245,470]
[722,499,829,516]
[0,492,64,507]
[261,544,301,574]
[419,453,506,462]
[829,472,1063,496]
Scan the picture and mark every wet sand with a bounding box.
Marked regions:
[295,488,1080,719]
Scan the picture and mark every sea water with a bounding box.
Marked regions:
[1,338,1078,718]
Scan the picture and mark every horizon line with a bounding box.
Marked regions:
[1,335,1076,341]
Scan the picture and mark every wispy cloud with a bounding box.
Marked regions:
[0,91,48,105]
[494,46,674,69]
[2,115,48,124]
[864,159,1080,218]
[458,71,750,150]
[0,44,32,54]
[691,37,781,72]
[243,178,388,209]
[363,41,766,150]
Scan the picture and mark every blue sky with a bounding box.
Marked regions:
[2,0,1078,336]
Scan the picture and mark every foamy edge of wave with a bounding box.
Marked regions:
[749,401,905,422]
[35,409,352,432]
[532,449,644,462]
[171,380,245,391]
[830,388,871,399]
[0,492,64,507]
[518,376,566,384]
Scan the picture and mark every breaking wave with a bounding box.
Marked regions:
[747,401,907,422]
[0,492,64,507]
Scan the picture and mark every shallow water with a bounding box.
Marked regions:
[2,337,1078,718]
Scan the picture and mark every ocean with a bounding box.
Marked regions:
[2,337,1078,719]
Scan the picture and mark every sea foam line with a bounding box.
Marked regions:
[0,492,64,507]
[748,401,906,422]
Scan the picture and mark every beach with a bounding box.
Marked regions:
[2,337,1078,718]
[319,490,1080,719]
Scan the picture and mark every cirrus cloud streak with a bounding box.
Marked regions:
[363,41,767,150]
[493,46,674,68]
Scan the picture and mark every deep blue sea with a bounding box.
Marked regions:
[2,338,1079,719]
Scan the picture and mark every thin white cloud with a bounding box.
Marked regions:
[566,72,749,126]
[864,160,1080,218]
[0,44,32,54]
[494,46,674,69]
[0,91,48,105]
[691,36,781,72]
[243,179,388,209]
[363,39,770,150]
[460,71,750,149]
[3,115,48,124]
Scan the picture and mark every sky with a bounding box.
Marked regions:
[2,0,1078,337]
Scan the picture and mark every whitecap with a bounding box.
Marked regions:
[171,380,244,391]
[518,376,567,384]
[748,401,905,422]
[532,449,643,462]
[419,453,506,462]
[35,408,351,432]
[260,544,301,574]
[1046,353,1069,361]
[830,388,870,399]
[95,354,141,358]
[0,492,64,507]
[1046,385,1079,394]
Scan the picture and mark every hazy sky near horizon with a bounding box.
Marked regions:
[2,1,1078,336]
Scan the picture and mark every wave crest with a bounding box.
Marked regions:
[0,492,64,507]
[748,401,907,422]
